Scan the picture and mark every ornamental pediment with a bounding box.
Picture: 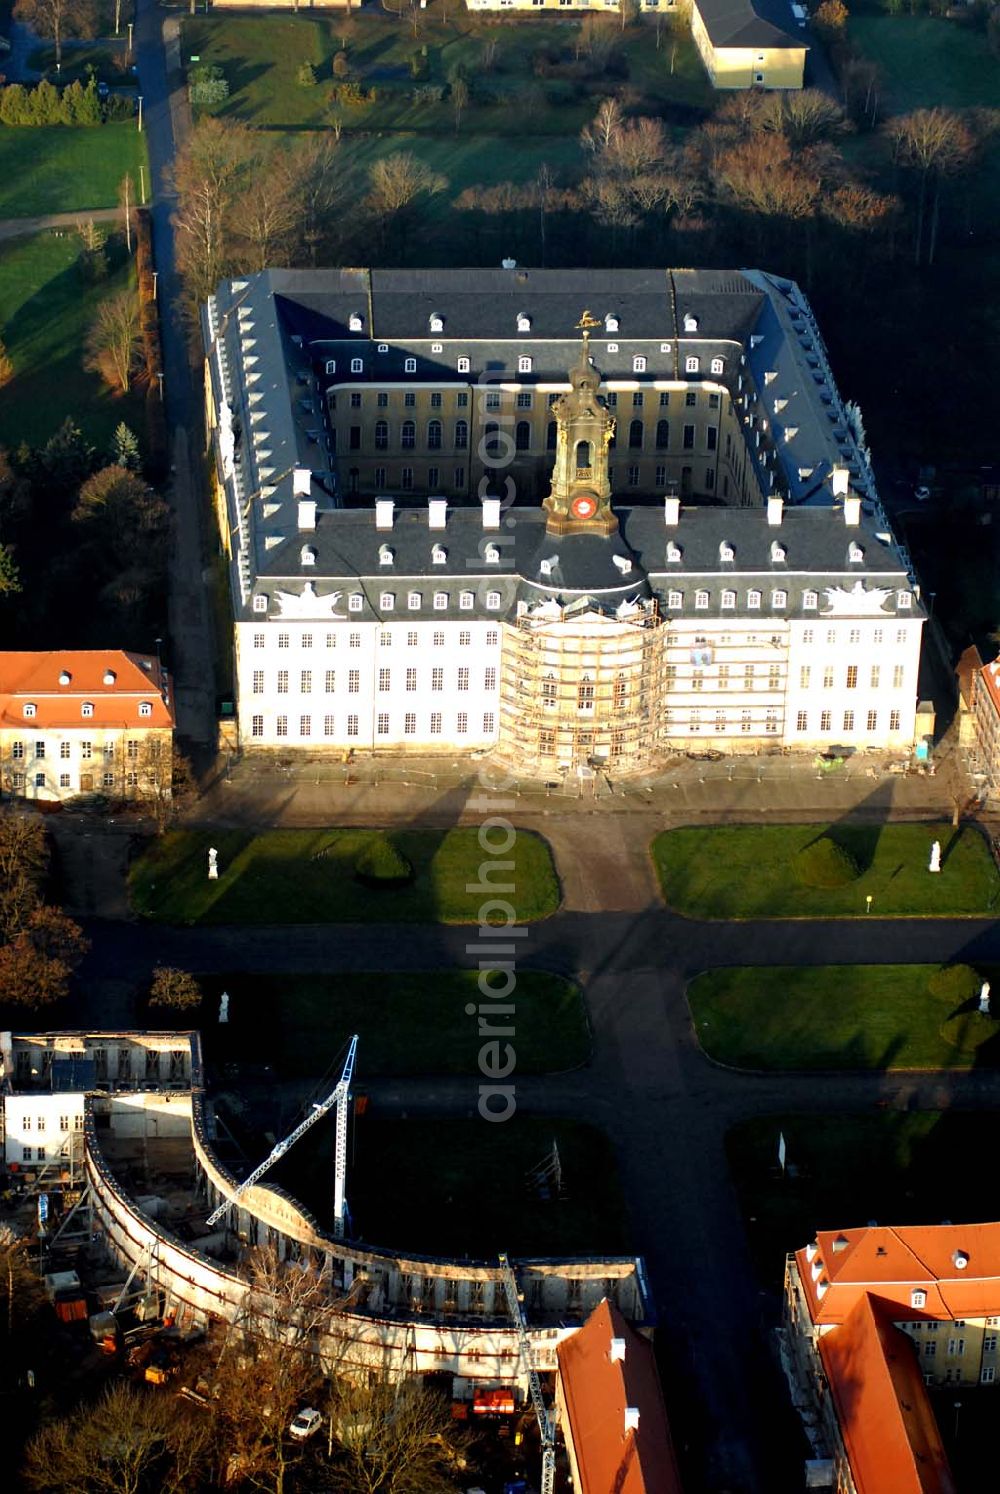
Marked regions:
[821,581,894,616]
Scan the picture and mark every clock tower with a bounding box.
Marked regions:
[542,314,618,538]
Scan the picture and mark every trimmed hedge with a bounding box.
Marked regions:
[793,838,860,890]
[928,963,982,1006]
[354,836,414,889]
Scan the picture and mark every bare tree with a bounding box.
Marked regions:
[149,966,202,1011]
[886,107,975,264]
[451,75,470,134]
[172,117,256,306]
[287,134,348,264]
[234,148,304,273]
[366,152,447,251]
[325,1376,468,1494]
[580,96,625,154]
[118,172,135,254]
[0,808,48,940]
[13,0,96,68]
[85,290,142,394]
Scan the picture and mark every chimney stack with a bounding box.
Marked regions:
[293,468,311,498]
[482,497,501,531]
[767,496,784,526]
[624,1408,640,1434]
[297,499,316,532]
[831,465,849,498]
[375,499,395,532]
[428,498,448,530]
[844,495,861,527]
[664,496,681,526]
[610,1338,626,1364]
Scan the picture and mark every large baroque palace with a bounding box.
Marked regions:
[204,267,926,775]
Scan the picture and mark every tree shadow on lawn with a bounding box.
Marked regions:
[803,776,897,873]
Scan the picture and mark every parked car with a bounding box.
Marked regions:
[288,1407,323,1441]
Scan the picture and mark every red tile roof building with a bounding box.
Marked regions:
[783,1223,1000,1493]
[0,651,175,804]
[555,1298,684,1494]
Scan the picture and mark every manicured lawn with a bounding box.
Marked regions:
[728,1111,1000,1285]
[28,44,131,83]
[689,964,1000,1072]
[189,969,589,1077]
[849,16,1000,112]
[277,1115,629,1257]
[652,823,999,919]
[128,827,560,924]
[0,124,148,218]
[182,11,711,133]
[0,232,145,450]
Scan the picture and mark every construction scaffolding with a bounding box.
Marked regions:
[498,601,666,774]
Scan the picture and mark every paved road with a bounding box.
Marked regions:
[73,889,1000,1494]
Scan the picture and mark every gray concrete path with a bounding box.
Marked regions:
[0,209,121,242]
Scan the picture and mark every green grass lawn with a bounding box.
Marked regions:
[728,1111,1000,1285]
[0,124,147,219]
[0,231,145,450]
[128,827,560,924]
[187,969,589,1077]
[652,823,999,919]
[849,16,1000,112]
[276,1114,629,1257]
[689,964,1000,1072]
[27,44,131,83]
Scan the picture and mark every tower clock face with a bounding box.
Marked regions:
[571,494,597,521]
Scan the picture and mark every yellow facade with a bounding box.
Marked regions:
[689,2,806,88]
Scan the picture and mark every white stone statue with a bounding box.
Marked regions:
[208,846,219,880]
[219,990,230,1025]
[929,840,941,873]
[979,982,991,1016]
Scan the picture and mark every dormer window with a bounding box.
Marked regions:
[484,543,500,564]
[349,594,363,612]
[457,356,470,374]
[911,1289,927,1309]
[486,590,501,610]
[139,702,152,717]
[667,589,683,609]
[325,359,336,375]
[431,343,443,355]
[516,313,531,332]
[721,589,736,609]
[408,591,421,610]
[377,343,389,354]
[605,313,620,332]
[667,542,682,563]
[23,702,37,718]
[719,541,734,563]
[349,313,363,332]
[379,544,394,566]
[433,591,448,610]
[849,542,864,563]
[748,589,761,610]
[685,355,700,374]
[518,355,532,373]
[695,589,709,610]
[350,357,363,374]
[711,357,724,376]
[803,590,818,609]
[429,313,444,332]
[432,544,447,565]
[771,541,786,563]
[772,589,788,609]
[380,591,395,610]
[253,594,268,613]
[897,591,912,609]
[58,670,71,686]
[300,545,317,566]
[404,357,416,373]
[459,591,474,610]
[607,343,619,353]
[683,313,699,332]
[633,355,646,373]
[103,670,117,686]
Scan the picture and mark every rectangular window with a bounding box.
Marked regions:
[685,391,696,407]
[430,712,442,734]
[347,715,359,737]
[432,668,443,691]
[484,712,495,733]
[404,713,417,735]
[299,715,311,737]
[276,715,288,738]
[346,668,361,695]
[278,633,289,649]
[350,633,361,648]
[846,665,858,689]
[457,667,470,691]
[379,668,391,692]
[893,664,905,689]
[871,665,881,689]
[867,709,878,731]
[254,633,266,649]
[60,773,71,788]
[627,465,639,487]
[253,670,264,694]
[890,709,901,731]
[683,424,695,450]
[101,772,113,789]
[457,712,468,734]
[823,667,834,689]
[300,670,312,693]
[277,669,289,694]
[406,668,417,692]
[324,714,335,736]
[485,667,497,691]
[459,631,471,646]
[796,711,808,731]
[799,666,810,689]
[325,670,336,692]
[820,710,832,732]
[60,741,70,760]
[843,710,855,732]
[252,714,263,738]
[327,633,336,648]
[377,713,390,735]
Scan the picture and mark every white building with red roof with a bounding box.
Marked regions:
[0,651,175,804]
[783,1222,1000,1492]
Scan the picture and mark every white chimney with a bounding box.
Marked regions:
[428,498,448,530]
[624,1407,640,1433]
[482,497,501,531]
[664,496,681,526]
[610,1337,626,1364]
[767,496,784,526]
[297,498,316,531]
[831,466,849,498]
[375,499,395,532]
[292,467,311,498]
[843,495,862,527]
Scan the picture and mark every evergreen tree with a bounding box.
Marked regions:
[110,422,141,471]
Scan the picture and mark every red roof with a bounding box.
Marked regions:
[796,1222,1000,1325]
[0,651,174,731]
[819,1294,956,1494]
[557,1299,684,1494]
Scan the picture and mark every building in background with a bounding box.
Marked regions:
[957,646,1000,799]
[204,268,926,771]
[689,0,807,89]
[0,651,174,805]
[782,1222,1000,1492]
